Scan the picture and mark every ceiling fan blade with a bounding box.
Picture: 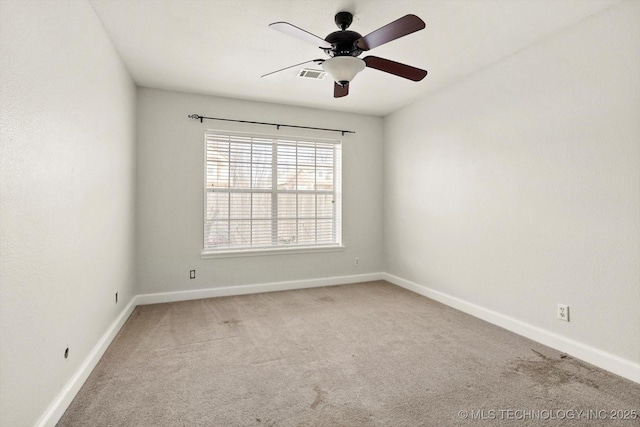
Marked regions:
[269,22,332,49]
[334,81,349,98]
[363,56,427,81]
[261,59,325,78]
[356,14,425,51]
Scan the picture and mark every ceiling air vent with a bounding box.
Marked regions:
[297,69,327,80]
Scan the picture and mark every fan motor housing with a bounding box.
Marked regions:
[325,30,363,57]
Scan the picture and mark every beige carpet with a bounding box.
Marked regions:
[58,281,640,426]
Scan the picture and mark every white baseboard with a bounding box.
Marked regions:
[36,296,138,427]
[136,272,385,305]
[383,273,640,384]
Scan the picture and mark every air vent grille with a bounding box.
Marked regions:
[297,69,327,80]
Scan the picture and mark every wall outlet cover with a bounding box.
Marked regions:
[557,304,570,322]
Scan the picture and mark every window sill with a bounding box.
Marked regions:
[201,245,345,259]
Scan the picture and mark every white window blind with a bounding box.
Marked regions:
[204,130,341,252]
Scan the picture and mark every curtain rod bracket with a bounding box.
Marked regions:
[188,114,203,123]
[188,113,354,135]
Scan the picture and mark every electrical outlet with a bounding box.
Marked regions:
[190,270,196,279]
[354,257,359,266]
[557,304,569,322]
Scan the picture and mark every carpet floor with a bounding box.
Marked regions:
[57,281,640,426]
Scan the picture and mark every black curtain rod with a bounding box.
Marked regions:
[188,114,355,136]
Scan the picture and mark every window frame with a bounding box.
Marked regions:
[201,129,343,258]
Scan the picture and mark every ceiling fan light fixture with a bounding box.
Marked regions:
[322,56,365,85]
[267,13,427,97]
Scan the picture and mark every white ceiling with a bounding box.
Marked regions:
[89,0,620,116]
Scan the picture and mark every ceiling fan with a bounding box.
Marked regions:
[262,11,428,98]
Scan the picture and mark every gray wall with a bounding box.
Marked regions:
[0,1,137,425]
[384,1,639,366]
[135,88,384,294]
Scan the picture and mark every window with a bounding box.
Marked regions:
[203,130,342,255]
